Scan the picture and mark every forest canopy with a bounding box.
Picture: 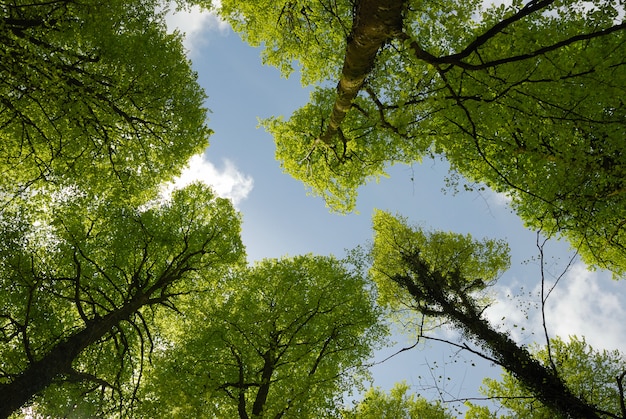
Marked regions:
[1,0,626,417]
[213,0,626,274]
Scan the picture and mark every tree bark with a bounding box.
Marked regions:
[318,0,405,145]
[0,293,149,419]
[444,301,602,419]
[251,347,276,418]
[395,255,603,419]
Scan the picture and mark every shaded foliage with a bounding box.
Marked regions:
[0,0,209,202]
[466,337,626,418]
[342,382,454,418]
[368,211,612,418]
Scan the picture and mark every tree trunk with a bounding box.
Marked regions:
[446,302,602,419]
[251,348,276,418]
[395,268,603,419]
[318,0,405,145]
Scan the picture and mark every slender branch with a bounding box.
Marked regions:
[401,4,626,72]
[537,231,557,372]
[446,0,556,62]
[456,22,626,71]
[367,339,421,367]
[394,249,604,418]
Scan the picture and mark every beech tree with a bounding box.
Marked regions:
[212,0,626,273]
[1,0,209,201]
[368,210,616,419]
[0,184,244,418]
[136,255,387,419]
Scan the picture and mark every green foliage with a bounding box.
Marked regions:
[216,0,352,84]
[0,184,244,416]
[465,336,626,418]
[0,1,242,416]
[267,87,425,211]
[137,255,388,418]
[435,6,626,274]
[0,1,228,412]
[370,210,510,318]
[223,0,626,272]
[342,382,454,419]
[368,211,610,418]
[0,0,209,201]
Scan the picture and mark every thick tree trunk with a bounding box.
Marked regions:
[318,0,405,145]
[395,266,603,419]
[444,301,602,419]
[251,348,276,418]
[0,294,148,419]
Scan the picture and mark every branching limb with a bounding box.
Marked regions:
[393,248,604,418]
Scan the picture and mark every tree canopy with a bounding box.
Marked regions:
[3,0,626,417]
[341,382,455,419]
[368,210,614,419]
[213,0,626,273]
[136,255,387,419]
[0,1,240,416]
[0,184,244,417]
[370,209,510,327]
[1,0,209,201]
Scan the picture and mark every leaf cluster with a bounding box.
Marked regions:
[466,336,626,418]
[370,210,510,319]
[0,184,244,416]
[228,0,626,273]
[342,381,455,419]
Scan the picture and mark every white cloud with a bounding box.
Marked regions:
[485,263,626,352]
[542,264,626,350]
[164,1,229,53]
[487,189,512,208]
[484,283,539,344]
[164,154,253,207]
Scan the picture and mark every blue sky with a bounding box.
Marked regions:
[165,3,626,410]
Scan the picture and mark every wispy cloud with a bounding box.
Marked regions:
[542,264,626,350]
[164,1,229,54]
[164,154,253,207]
[486,189,512,208]
[485,263,626,351]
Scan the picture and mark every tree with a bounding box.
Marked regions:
[368,210,613,419]
[341,382,454,419]
[1,0,209,201]
[0,2,236,415]
[0,184,244,418]
[212,0,626,273]
[136,255,387,419]
[465,336,626,419]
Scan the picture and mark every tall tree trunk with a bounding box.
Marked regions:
[318,0,405,145]
[0,293,148,419]
[443,299,601,419]
[394,263,603,419]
